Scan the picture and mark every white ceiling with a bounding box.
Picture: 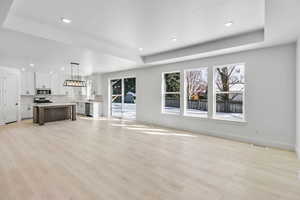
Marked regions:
[0,0,299,75]
[5,0,265,55]
[0,28,136,75]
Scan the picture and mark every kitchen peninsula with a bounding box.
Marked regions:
[33,103,76,125]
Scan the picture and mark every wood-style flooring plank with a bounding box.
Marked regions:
[0,117,299,200]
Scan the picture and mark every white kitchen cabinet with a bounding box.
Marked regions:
[60,74,75,96]
[63,86,74,96]
[48,73,75,96]
[36,72,51,89]
[21,104,33,119]
[76,102,85,114]
[90,102,102,118]
[21,72,34,95]
[50,73,59,95]
[73,87,86,96]
[51,73,66,95]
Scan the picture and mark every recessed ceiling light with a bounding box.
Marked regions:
[61,17,72,24]
[225,21,233,27]
[139,47,143,51]
[172,37,177,42]
[29,63,34,67]
[50,71,53,74]
[61,67,65,71]
[21,68,25,71]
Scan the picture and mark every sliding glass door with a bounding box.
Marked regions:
[111,79,123,118]
[110,77,136,119]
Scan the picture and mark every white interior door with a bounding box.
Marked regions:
[4,74,19,123]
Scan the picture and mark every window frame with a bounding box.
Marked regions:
[108,76,136,118]
[161,71,181,115]
[212,63,246,122]
[183,67,209,118]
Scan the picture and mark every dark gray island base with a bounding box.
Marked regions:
[33,103,76,125]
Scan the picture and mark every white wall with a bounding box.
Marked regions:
[101,44,296,150]
[296,39,300,158]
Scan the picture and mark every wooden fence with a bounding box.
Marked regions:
[165,99,242,113]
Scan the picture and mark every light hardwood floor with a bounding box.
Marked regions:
[0,117,299,200]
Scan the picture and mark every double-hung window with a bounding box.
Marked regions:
[184,68,208,117]
[162,72,180,114]
[214,63,245,121]
[161,63,246,122]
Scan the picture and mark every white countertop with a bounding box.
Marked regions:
[33,103,76,107]
[75,101,103,103]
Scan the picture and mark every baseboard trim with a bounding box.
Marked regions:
[136,119,295,151]
[296,147,300,159]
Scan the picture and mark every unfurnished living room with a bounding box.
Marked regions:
[0,0,300,199]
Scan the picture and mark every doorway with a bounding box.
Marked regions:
[0,74,19,124]
[110,77,136,119]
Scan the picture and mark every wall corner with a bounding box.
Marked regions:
[296,38,300,159]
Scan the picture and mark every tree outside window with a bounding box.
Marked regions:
[214,63,245,121]
[162,72,180,114]
[185,68,208,117]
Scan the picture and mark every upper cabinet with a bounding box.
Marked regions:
[21,71,35,95]
[36,72,51,89]
[28,72,88,97]
[84,75,102,99]
[35,72,67,95]
[51,73,65,95]
[60,74,74,96]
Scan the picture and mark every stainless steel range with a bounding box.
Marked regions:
[33,97,52,104]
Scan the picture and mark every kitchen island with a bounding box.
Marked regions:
[33,103,76,125]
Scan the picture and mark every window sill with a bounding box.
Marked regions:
[161,111,180,116]
[183,113,208,119]
[183,114,247,125]
[211,117,247,125]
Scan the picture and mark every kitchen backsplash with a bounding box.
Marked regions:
[94,95,103,102]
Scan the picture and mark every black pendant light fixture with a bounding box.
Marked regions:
[63,62,87,87]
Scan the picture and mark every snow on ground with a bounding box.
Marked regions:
[112,103,136,119]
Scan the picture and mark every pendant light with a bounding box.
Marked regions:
[63,62,87,87]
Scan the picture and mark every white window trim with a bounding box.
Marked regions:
[161,71,180,115]
[183,67,209,118]
[212,63,246,122]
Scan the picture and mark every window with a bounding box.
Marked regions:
[162,72,180,114]
[184,68,208,117]
[214,63,245,121]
